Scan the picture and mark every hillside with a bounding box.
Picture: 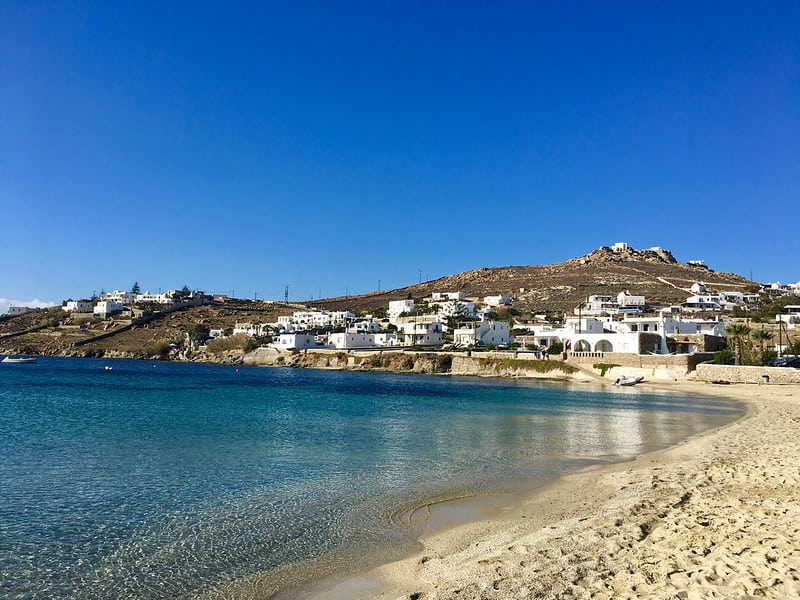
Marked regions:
[310,245,757,313]
[0,301,295,358]
[1,245,760,359]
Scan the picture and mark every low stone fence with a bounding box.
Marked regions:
[695,363,800,384]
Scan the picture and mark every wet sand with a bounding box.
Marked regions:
[303,381,800,599]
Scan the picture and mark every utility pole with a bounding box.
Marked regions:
[378,279,381,291]
[284,285,289,303]
[418,270,422,284]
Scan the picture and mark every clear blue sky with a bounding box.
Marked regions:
[2,1,798,309]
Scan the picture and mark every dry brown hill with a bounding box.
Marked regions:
[310,245,757,314]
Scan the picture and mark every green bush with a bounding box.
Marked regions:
[593,363,620,377]
[760,350,778,365]
[713,348,735,365]
[548,341,564,354]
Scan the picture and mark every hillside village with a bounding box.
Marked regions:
[3,244,800,367]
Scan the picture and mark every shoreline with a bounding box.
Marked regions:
[291,380,799,599]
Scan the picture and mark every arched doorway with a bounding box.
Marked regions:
[573,339,591,352]
[595,339,613,353]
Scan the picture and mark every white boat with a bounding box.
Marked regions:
[1,356,38,364]
[614,375,644,386]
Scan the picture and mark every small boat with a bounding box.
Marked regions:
[615,375,644,386]
[1,356,38,364]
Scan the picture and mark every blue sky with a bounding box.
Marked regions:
[2,1,798,310]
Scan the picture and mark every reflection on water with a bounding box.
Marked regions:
[0,358,741,599]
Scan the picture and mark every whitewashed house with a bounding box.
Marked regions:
[579,295,618,315]
[683,295,723,312]
[483,295,511,307]
[453,320,511,347]
[63,300,93,313]
[272,333,319,350]
[330,311,355,326]
[93,300,123,318]
[398,322,443,346]
[431,291,465,301]
[103,290,137,305]
[777,306,800,329]
[388,300,415,319]
[690,282,707,294]
[438,300,476,319]
[348,320,382,333]
[329,332,374,349]
[136,292,174,305]
[8,306,37,315]
[617,291,645,312]
[687,260,709,269]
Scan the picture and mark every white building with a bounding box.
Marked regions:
[579,295,618,315]
[136,292,174,305]
[103,290,137,305]
[398,322,443,346]
[683,295,723,312]
[777,306,800,329]
[93,300,123,318]
[272,333,319,350]
[611,242,629,252]
[328,332,399,349]
[431,291,465,301]
[388,300,415,318]
[63,300,93,313]
[348,319,382,333]
[720,291,745,304]
[687,260,709,269]
[483,295,511,307]
[617,290,645,311]
[525,312,720,355]
[453,320,511,347]
[330,311,355,326]
[690,282,707,294]
[438,300,476,319]
[8,305,37,315]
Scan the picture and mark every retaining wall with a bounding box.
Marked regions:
[695,363,800,384]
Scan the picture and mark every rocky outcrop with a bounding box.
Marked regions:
[242,349,595,381]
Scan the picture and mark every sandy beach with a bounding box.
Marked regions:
[303,381,800,600]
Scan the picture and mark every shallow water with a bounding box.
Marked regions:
[0,357,741,598]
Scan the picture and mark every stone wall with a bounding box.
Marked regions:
[567,352,715,382]
[695,363,800,384]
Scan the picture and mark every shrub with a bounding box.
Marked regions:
[207,333,257,354]
[761,350,778,365]
[548,341,564,354]
[784,340,800,356]
[143,340,172,358]
[593,363,620,377]
[713,348,735,365]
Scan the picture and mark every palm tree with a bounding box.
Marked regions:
[751,328,774,364]
[724,322,751,366]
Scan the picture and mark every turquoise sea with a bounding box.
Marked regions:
[0,357,741,599]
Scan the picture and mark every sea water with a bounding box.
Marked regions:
[0,357,741,599]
